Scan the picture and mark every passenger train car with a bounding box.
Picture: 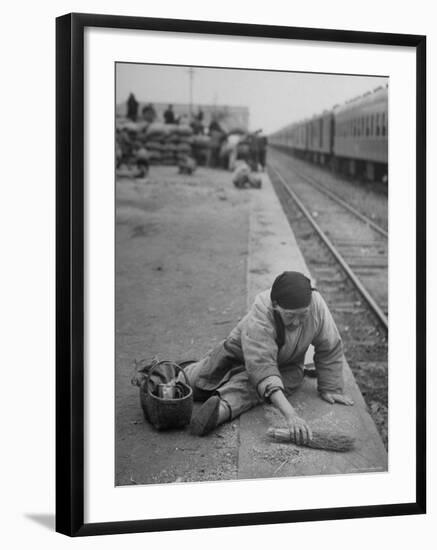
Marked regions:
[270,86,388,183]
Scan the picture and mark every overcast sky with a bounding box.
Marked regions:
[116,63,387,134]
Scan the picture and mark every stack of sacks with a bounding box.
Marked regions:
[143,123,194,166]
[116,119,214,167]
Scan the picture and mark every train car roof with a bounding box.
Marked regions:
[270,84,387,136]
[270,118,309,136]
[309,109,333,121]
[335,85,388,116]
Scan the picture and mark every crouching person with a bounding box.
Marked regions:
[135,146,150,178]
[185,271,354,439]
[232,160,262,189]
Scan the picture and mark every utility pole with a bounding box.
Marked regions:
[188,67,194,118]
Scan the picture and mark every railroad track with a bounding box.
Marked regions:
[277,163,388,239]
[268,159,388,334]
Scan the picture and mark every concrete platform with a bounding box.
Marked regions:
[238,171,387,478]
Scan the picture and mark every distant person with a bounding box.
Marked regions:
[191,108,204,135]
[209,118,222,134]
[126,93,139,121]
[118,128,134,166]
[142,103,157,123]
[164,104,176,124]
[221,133,241,170]
[257,132,268,171]
[208,118,225,168]
[178,155,197,175]
[135,146,150,178]
[232,160,262,189]
[247,132,260,171]
[236,135,251,164]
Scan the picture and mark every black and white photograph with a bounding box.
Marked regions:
[115,63,389,486]
[1,0,433,545]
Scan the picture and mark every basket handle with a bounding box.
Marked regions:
[144,360,191,393]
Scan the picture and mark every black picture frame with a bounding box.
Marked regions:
[56,12,426,537]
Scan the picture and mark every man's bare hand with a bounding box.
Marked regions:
[320,392,354,406]
[286,414,313,445]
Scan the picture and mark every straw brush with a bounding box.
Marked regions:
[267,427,355,452]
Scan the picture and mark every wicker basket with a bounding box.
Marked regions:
[140,361,193,430]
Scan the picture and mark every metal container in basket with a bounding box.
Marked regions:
[139,361,193,430]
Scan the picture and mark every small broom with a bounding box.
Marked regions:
[267,427,355,452]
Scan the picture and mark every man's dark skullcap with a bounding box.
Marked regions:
[270,271,313,310]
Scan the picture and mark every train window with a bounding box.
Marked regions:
[376,113,380,136]
[371,115,374,136]
[365,117,369,137]
[382,113,386,136]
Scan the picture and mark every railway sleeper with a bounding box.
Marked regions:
[335,239,385,246]
[331,308,368,314]
[342,251,387,258]
[347,262,388,269]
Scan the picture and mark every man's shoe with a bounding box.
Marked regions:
[189,395,222,436]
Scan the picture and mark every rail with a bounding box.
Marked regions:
[270,155,388,238]
[269,165,389,333]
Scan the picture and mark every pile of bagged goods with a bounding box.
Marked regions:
[116,100,267,184]
[116,120,211,176]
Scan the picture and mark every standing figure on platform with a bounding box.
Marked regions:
[208,118,225,168]
[247,132,259,171]
[191,109,205,135]
[163,104,176,124]
[142,103,157,123]
[257,132,268,171]
[126,92,139,121]
[184,271,354,437]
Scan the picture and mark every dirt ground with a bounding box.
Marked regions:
[115,166,251,485]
